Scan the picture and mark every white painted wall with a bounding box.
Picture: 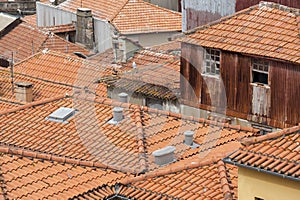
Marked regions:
[36,2,112,53]
[126,31,179,47]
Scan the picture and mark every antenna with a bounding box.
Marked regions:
[10,52,14,96]
[32,40,34,55]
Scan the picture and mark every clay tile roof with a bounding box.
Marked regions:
[111,50,180,100]
[224,124,300,181]
[0,21,90,63]
[11,50,121,97]
[0,68,73,103]
[111,0,182,34]
[41,24,76,33]
[22,14,37,27]
[0,153,129,200]
[58,0,181,34]
[72,160,237,199]
[181,2,300,64]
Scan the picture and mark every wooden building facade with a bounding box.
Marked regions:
[180,2,300,129]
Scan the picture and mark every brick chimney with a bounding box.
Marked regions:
[15,82,33,102]
[76,8,94,50]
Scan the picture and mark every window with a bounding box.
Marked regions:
[203,48,220,76]
[252,58,269,85]
[255,197,264,200]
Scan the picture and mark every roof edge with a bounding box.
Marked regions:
[121,154,227,185]
[0,144,139,174]
[217,160,233,200]
[223,158,300,182]
[0,94,67,116]
[241,124,300,146]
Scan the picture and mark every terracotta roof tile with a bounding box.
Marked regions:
[58,0,181,34]
[0,153,128,200]
[21,14,37,27]
[41,24,76,33]
[225,125,300,180]
[181,2,300,64]
[0,21,90,63]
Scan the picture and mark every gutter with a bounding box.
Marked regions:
[223,158,300,183]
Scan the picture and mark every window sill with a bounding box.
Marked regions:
[201,73,220,79]
[250,82,270,89]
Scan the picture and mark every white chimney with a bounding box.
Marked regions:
[15,82,33,102]
[113,107,123,122]
[152,146,176,166]
[184,130,195,146]
[118,92,128,103]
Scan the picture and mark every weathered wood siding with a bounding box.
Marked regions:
[182,0,236,31]
[181,43,300,128]
[236,0,300,11]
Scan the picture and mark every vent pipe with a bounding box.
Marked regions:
[15,82,33,102]
[184,130,195,146]
[118,92,128,103]
[113,107,123,122]
[152,146,176,166]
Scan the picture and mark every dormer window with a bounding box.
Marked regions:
[252,58,269,85]
[203,48,220,76]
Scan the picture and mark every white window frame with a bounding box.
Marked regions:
[203,48,221,77]
[252,58,269,85]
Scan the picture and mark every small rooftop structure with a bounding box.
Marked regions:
[46,107,76,123]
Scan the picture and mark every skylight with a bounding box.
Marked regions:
[46,107,76,123]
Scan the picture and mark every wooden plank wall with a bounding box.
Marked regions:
[236,0,300,11]
[181,43,300,127]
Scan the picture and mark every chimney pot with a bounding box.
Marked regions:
[118,92,128,103]
[15,82,33,102]
[152,146,176,166]
[113,107,123,122]
[184,130,195,146]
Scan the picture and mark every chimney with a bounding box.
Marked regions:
[76,8,94,49]
[152,146,176,166]
[118,92,128,103]
[184,130,195,146]
[113,107,123,122]
[112,36,141,63]
[15,82,33,102]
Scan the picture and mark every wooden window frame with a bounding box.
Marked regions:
[203,48,221,77]
[252,58,269,85]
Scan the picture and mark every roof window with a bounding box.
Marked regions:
[46,107,77,123]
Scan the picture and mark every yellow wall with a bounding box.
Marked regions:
[238,167,300,200]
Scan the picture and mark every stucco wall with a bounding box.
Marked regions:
[238,167,300,200]
[126,31,179,47]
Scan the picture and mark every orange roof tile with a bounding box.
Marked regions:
[58,0,181,34]
[0,21,90,63]
[181,2,300,64]
[22,14,37,27]
[111,0,182,34]
[0,89,259,199]
[12,50,117,97]
[41,24,76,33]
[0,153,128,200]
[0,68,73,103]
[225,125,300,181]
[103,48,180,100]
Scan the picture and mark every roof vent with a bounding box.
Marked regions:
[152,146,176,166]
[118,92,128,103]
[108,107,124,125]
[184,130,200,148]
[46,107,76,123]
[15,82,33,102]
[184,130,194,146]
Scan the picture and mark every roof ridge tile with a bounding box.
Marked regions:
[241,124,300,146]
[0,94,66,116]
[217,160,233,200]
